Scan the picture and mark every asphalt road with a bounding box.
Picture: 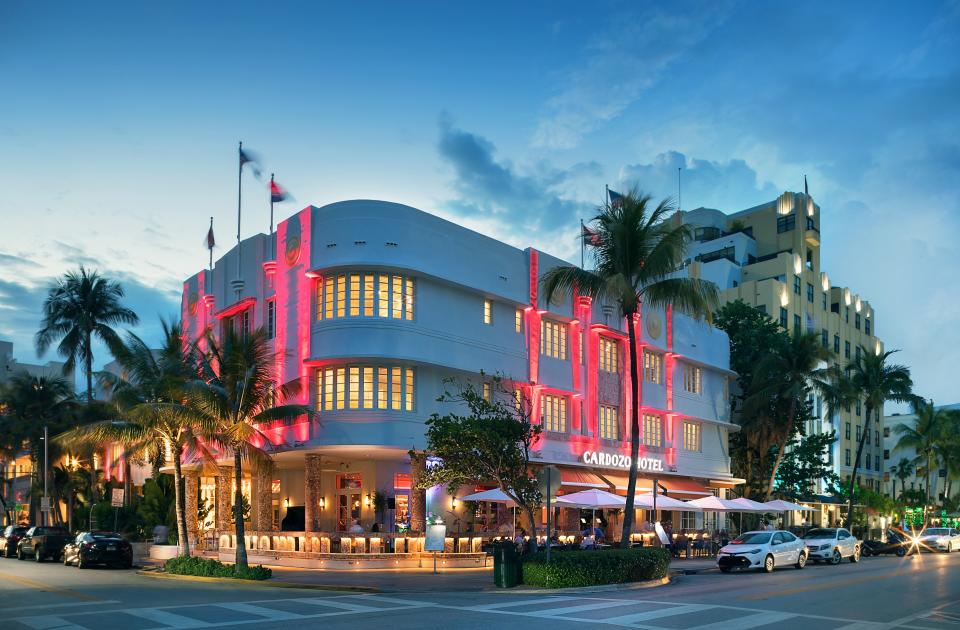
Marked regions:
[0,552,958,629]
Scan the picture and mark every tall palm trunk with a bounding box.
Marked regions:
[891,480,896,502]
[172,448,190,557]
[620,313,641,548]
[765,398,797,500]
[233,448,248,571]
[845,404,873,527]
[85,332,94,403]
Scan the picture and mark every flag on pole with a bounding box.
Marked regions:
[804,175,809,197]
[206,221,216,249]
[608,188,624,208]
[239,146,262,179]
[270,179,289,203]
[581,223,602,246]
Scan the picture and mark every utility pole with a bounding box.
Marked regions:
[43,425,49,527]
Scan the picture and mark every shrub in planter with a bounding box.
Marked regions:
[164,556,272,580]
[521,548,670,588]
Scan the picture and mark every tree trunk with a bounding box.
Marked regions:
[891,480,896,502]
[765,399,797,501]
[85,334,94,403]
[845,404,873,527]
[68,491,74,531]
[620,313,641,548]
[233,448,249,571]
[172,447,190,557]
[523,505,538,554]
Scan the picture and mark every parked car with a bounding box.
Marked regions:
[717,530,808,573]
[802,527,860,564]
[63,531,133,569]
[861,529,915,557]
[914,527,960,553]
[17,526,72,562]
[0,525,28,558]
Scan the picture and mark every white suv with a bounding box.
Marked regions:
[717,530,808,573]
[802,527,860,564]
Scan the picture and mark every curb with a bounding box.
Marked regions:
[135,570,378,593]
[488,575,671,594]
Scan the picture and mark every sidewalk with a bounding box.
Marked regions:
[267,565,493,592]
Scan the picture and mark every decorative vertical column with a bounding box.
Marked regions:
[253,462,274,532]
[304,454,322,533]
[184,472,200,545]
[410,452,426,533]
[215,466,232,532]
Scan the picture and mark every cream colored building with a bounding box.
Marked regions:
[674,192,885,494]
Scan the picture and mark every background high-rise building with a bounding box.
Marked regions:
[673,192,884,495]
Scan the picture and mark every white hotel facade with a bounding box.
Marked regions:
[179,200,740,552]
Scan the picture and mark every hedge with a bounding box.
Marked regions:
[164,556,272,580]
[521,548,670,588]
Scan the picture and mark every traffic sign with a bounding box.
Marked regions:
[40,497,51,512]
[111,488,125,507]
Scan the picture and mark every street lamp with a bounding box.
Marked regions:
[38,425,48,526]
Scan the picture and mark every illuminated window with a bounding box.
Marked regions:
[392,276,403,319]
[514,389,522,411]
[335,367,345,409]
[541,394,567,433]
[349,367,360,409]
[483,299,492,324]
[683,421,701,452]
[405,368,414,411]
[266,300,275,339]
[599,337,619,373]
[363,275,375,317]
[378,367,388,409]
[643,414,662,447]
[515,309,523,333]
[363,367,373,409]
[483,382,491,401]
[323,278,333,320]
[349,274,361,316]
[335,275,346,318]
[378,274,389,318]
[683,364,702,394]
[404,279,414,320]
[599,405,619,440]
[643,350,662,384]
[323,368,334,411]
[540,319,567,360]
[391,367,402,410]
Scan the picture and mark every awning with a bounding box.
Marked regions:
[558,468,607,490]
[597,473,712,498]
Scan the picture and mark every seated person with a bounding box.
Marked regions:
[348,519,364,533]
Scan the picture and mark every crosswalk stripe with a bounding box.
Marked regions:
[213,602,303,620]
[126,608,211,628]
[468,596,582,611]
[591,603,714,626]
[687,611,797,630]
[334,594,434,608]
[17,616,86,630]
[527,601,638,617]
[297,598,384,612]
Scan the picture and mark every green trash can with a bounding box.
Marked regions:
[493,541,519,588]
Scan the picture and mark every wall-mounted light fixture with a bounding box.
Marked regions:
[450,497,457,510]
[319,497,326,510]
[283,497,290,508]
[364,493,371,508]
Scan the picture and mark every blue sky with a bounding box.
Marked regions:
[1,1,958,407]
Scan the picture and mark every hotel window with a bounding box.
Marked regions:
[855,346,861,362]
[856,425,861,441]
[683,421,701,452]
[822,293,827,310]
[865,318,871,336]
[599,337,619,373]
[599,405,619,440]
[845,449,851,466]
[855,313,861,330]
[844,341,850,358]
[856,399,861,416]
[483,382,491,401]
[483,299,492,324]
[319,272,414,320]
[845,422,850,440]
[643,413,662,447]
[845,307,849,323]
[793,314,801,331]
[319,365,414,412]
[683,364,702,394]
[541,394,567,433]
[266,300,276,339]
[793,275,801,295]
[779,307,788,329]
[777,214,795,233]
[875,455,880,472]
[540,319,567,360]
[515,309,523,333]
[643,350,662,384]
[875,430,879,447]
[241,310,251,339]
[834,334,840,353]
[821,328,828,349]
[806,283,814,303]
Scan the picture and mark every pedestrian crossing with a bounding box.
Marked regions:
[8,593,953,629]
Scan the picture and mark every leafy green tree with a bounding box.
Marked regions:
[188,327,314,571]
[417,376,542,552]
[58,321,214,556]
[774,430,840,499]
[35,267,139,403]
[844,349,914,526]
[890,457,913,502]
[138,475,177,537]
[541,191,717,547]
[932,409,960,506]
[894,400,948,508]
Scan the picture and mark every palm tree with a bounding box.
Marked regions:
[844,348,914,526]
[58,321,213,556]
[188,327,314,570]
[894,400,949,510]
[36,266,139,403]
[744,330,833,500]
[541,192,718,547]
[891,457,913,502]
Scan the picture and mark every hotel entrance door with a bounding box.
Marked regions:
[337,473,362,530]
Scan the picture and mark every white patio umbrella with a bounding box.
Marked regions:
[556,489,625,539]
[729,497,778,512]
[633,493,702,511]
[686,496,741,511]
[763,499,815,512]
[461,488,517,538]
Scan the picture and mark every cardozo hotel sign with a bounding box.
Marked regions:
[581,450,665,472]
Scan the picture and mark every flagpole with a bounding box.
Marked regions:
[678,167,682,212]
[209,217,214,270]
[237,141,243,282]
[580,219,585,270]
[270,173,275,235]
